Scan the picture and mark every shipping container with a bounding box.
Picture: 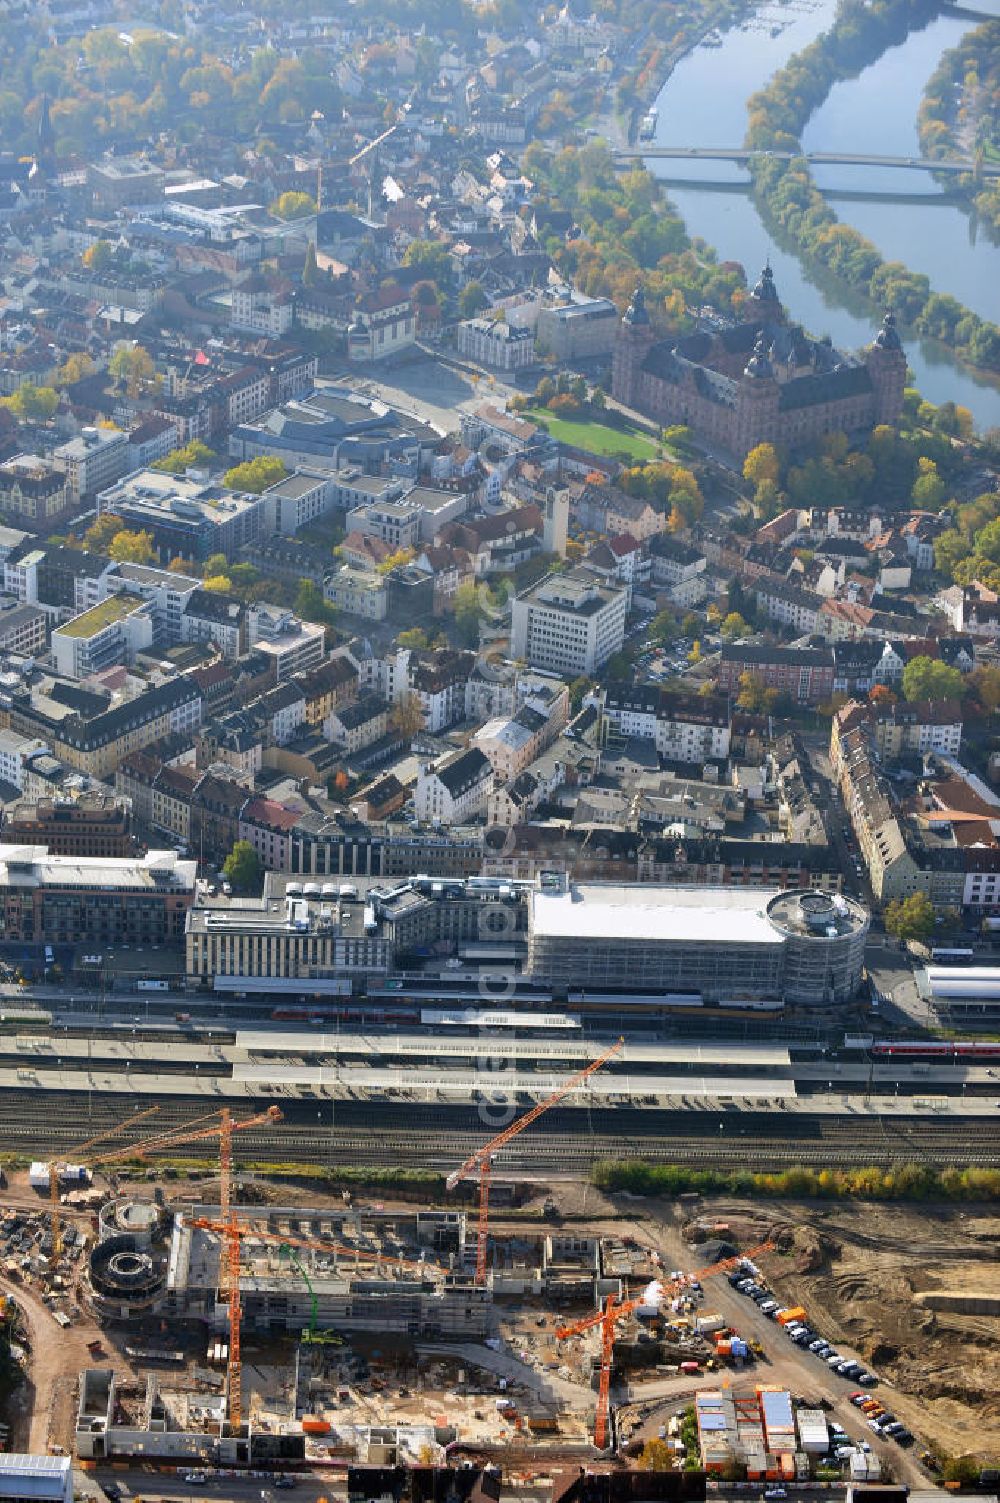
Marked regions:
[776,1307,807,1325]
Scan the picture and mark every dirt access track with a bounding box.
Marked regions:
[583,1180,1000,1466]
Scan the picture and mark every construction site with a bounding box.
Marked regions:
[0,1036,994,1492]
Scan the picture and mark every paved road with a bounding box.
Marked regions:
[85,1471,336,1503]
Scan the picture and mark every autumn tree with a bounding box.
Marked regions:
[271,190,317,220]
[736,672,778,714]
[868,684,897,707]
[108,529,155,565]
[153,440,215,474]
[109,343,155,397]
[638,1439,673,1470]
[884,891,935,944]
[391,692,426,739]
[743,442,780,488]
[223,456,287,493]
[720,611,751,640]
[2,385,59,420]
[84,513,126,553]
[969,665,1000,713]
[81,239,113,271]
[397,628,429,650]
[57,352,96,385]
[376,547,416,575]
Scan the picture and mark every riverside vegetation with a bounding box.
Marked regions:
[744,0,1000,374]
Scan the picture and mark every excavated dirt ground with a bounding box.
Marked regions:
[596,1188,1000,1464]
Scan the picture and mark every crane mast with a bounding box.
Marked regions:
[556,1241,775,1448]
[447,1037,624,1284]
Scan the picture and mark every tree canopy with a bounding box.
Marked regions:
[901,655,964,703]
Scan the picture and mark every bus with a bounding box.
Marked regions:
[930,947,975,966]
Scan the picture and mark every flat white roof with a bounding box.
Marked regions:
[530,883,784,947]
[0,1453,71,1503]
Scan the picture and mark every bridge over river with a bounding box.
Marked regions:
[616,145,1000,176]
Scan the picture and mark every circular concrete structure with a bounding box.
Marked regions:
[89,1198,168,1319]
[766,889,869,1008]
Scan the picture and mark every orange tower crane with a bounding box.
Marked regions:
[191,1214,444,1431]
[49,1105,282,1260]
[556,1240,775,1449]
[446,1037,625,1285]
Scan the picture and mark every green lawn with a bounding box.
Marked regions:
[522,407,661,462]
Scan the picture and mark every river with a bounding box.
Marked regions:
[646,0,1000,429]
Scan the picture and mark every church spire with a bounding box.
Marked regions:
[36,94,56,162]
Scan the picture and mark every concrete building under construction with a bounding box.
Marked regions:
[165,1206,490,1340]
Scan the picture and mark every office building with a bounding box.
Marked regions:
[0,844,196,946]
[510,569,627,675]
[50,594,154,680]
[52,428,129,502]
[97,469,267,563]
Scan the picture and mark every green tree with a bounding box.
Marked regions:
[911,456,948,511]
[453,579,484,646]
[222,839,263,893]
[402,239,451,283]
[223,457,287,493]
[294,577,334,625]
[271,190,317,220]
[458,281,489,318]
[568,676,593,713]
[649,609,679,645]
[884,891,935,945]
[108,529,155,565]
[901,655,964,703]
[397,627,429,650]
[942,1456,985,1488]
[302,241,319,287]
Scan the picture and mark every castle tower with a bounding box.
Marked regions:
[611,284,655,409]
[734,333,781,457]
[743,262,785,326]
[866,310,907,426]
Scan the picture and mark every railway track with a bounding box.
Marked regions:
[2,1089,998,1170]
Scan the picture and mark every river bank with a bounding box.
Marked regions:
[644,0,1000,427]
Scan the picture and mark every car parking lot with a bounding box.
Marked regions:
[728,1264,914,1452]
